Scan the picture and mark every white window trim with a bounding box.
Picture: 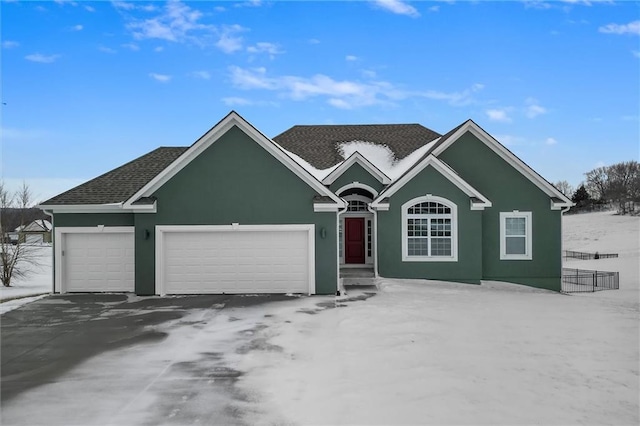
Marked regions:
[500,211,533,260]
[401,195,458,262]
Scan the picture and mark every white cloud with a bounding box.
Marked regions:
[485,108,512,122]
[54,0,78,6]
[216,25,246,53]
[372,0,420,18]
[154,46,164,52]
[632,50,640,58]
[190,70,211,80]
[598,20,640,35]
[235,0,263,7]
[228,66,484,109]
[126,1,216,46]
[345,55,358,61]
[428,5,439,12]
[545,137,558,145]
[71,24,83,31]
[121,43,140,51]
[222,96,253,106]
[247,42,284,58]
[308,38,320,44]
[98,46,117,54]
[112,1,136,11]
[25,53,61,63]
[84,5,95,12]
[422,83,485,106]
[2,40,19,49]
[149,73,171,82]
[525,98,547,118]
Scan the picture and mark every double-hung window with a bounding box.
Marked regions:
[500,211,532,260]
[402,196,457,262]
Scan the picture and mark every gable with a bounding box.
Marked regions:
[125,111,344,212]
[433,121,572,209]
[371,155,491,211]
[437,130,568,210]
[151,125,331,221]
[327,160,387,196]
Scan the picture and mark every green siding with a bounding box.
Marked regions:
[329,162,386,195]
[54,213,135,227]
[377,166,483,284]
[134,125,337,295]
[438,132,562,291]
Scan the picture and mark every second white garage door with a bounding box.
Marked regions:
[156,225,315,295]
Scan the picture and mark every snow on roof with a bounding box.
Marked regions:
[274,138,440,183]
[337,139,440,181]
[17,220,53,232]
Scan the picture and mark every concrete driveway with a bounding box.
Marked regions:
[0,293,307,426]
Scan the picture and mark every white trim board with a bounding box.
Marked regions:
[371,155,491,210]
[124,111,345,210]
[322,151,391,186]
[335,182,380,197]
[155,224,316,296]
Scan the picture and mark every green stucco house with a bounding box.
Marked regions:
[39,111,573,295]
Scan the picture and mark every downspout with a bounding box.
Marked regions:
[367,203,379,278]
[42,209,54,294]
[336,199,348,295]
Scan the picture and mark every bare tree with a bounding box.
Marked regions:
[585,166,609,201]
[554,180,573,198]
[0,181,41,287]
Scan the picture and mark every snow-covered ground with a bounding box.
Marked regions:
[1,211,638,425]
[233,211,639,425]
[0,245,52,313]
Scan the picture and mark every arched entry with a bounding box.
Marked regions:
[338,185,375,266]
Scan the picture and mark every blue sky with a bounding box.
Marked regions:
[1,0,638,203]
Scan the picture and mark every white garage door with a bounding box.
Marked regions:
[63,231,135,292]
[157,225,314,295]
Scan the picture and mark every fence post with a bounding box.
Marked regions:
[595,270,598,288]
[592,271,595,292]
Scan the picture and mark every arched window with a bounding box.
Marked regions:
[401,196,457,262]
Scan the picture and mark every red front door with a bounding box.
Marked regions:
[344,217,365,264]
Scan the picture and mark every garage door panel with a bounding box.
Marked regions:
[161,227,312,294]
[64,232,134,292]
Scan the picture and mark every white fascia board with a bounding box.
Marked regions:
[38,203,157,214]
[322,152,392,185]
[123,111,343,208]
[432,121,573,205]
[370,155,491,209]
[314,203,341,212]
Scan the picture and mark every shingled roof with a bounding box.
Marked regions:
[42,147,188,205]
[273,124,441,169]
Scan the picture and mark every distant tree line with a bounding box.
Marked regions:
[555,160,640,215]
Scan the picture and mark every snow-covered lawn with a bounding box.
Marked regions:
[1,211,638,425]
[233,211,639,424]
[0,245,52,313]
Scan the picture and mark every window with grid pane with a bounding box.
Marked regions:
[500,212,532,260]
[405,200,454,258]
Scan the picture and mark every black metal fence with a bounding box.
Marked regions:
[562,268,619,293]
[563,250,618,260]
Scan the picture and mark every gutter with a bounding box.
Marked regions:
[367,203,379,279]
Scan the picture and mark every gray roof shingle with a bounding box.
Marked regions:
[41,147,188,205]
[273,124,441,169]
